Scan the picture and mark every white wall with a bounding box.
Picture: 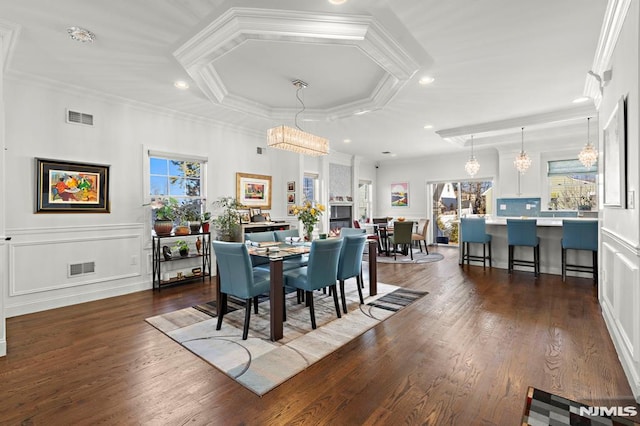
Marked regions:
[0,28,8,357]
[1,74,374,318]
[598,0,640,403]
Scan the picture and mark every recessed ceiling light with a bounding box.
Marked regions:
[419,76,435,85]
[67,26,95,43]
[423,124,433,129]
[174,80,190,90]
[328,0,348,4]
[572,96,590,103]
[343,139,352,143]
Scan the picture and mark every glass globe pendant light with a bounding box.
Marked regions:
[514,127,532,174]
[464,135,480,177]
[578,117,598,168]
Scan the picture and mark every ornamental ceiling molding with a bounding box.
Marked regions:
[173,7,422,121]
[436,104,597,147]
[583,0,632,109]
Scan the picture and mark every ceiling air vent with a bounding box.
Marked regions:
[66,109,94,126]
[68,261,96,277]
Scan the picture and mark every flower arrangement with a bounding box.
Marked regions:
[292,200,325,240]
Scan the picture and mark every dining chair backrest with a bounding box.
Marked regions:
[506,219,538,246]
[562,219,598,251]
[340,227,366,237]
[306,239,343,288]
[212,241,256,300]
[392,221,413,244]
[416,218,427,235]
[337,235,366,280]
[244,231,275,242]
[461,217,489,243]
[274,228,300,242]
[372,217,388,225]
[353,220,361,229]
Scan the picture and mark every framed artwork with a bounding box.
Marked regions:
[391,182,409,207]
[35,158,110,213]
[263,212,271,222]
[287,192,295,204]
[239,211,251,224]
[287,181,295,192]
[249,208,262,218]
[287,205,296,216]
[603,96,627,208]
[236,172,272,209]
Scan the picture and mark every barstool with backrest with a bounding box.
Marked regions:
[561,219,598,283]
[506,219,540,276]
[460,217,492,269]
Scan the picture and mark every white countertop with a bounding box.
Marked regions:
[484,217,598,227]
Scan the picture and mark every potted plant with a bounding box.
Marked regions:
[174,240,189,257]
[150,197,178,236]
[201,211,212,233]
[212,196,242,241]
[181,201,202,233]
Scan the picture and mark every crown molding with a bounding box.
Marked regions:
[436,104,597,147]
[0,19,21,72]
[583,0,632,109]
[173,7,421,120]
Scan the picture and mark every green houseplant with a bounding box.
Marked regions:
[201,211,212,233]
[212,196,242,241]
[150,197,179,236]
[173,240,189,257]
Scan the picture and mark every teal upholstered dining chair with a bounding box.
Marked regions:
[561,219,598,283]
[243,231,276,268]
[339,227,366,237]
[460,217,492,269]
[506,219,540,276]
[283,239,343,329]
[274,228,300,242]
[337,234,367,313]
[388,221,414,260]
[212,241,271,340]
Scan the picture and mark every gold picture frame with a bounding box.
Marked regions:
[236,172,272,209]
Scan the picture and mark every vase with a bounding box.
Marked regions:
[195,237,202,254]
[304,224,315,241]
[189,220,201,233]
[154,220,173,236]
[202,222,210,233]
[174,225,190,235]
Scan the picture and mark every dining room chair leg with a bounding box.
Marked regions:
[483,244,486,269]
[356,274,364,304]
[307,291,317,329]
[331,284,342,319]
[409,244,413,260]
[339,279,347,314]
[562,247,566,282]
[242,299,251,340]
[216,293,227,330]
[253,296,259,314]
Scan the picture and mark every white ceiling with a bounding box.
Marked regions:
[0,0,607,162]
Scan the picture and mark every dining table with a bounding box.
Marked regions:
[215,239,378,341]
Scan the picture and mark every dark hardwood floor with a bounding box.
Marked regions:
[0,246,637,425]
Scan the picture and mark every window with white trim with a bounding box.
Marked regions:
[547,159,597,211]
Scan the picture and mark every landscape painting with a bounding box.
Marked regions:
[391,182,409,207]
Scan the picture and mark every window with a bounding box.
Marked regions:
[358,180,372,222]
[149,155,206,218]
[303,173,318,202]
[547,160,597,211]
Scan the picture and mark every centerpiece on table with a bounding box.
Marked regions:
[292,200,325,241]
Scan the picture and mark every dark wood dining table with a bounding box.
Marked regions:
[215,240,378,341]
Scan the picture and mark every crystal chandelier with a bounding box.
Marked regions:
[578,117,598,168]
[464,135,480,177]
[514,127,532,175]
[267,80,329,156]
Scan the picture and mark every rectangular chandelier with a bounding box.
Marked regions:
[267,125,329,156]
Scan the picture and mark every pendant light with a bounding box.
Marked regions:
[514,127,531,174]
[578,117,598,168]
[464,135,480,177]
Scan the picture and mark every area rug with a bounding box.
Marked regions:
[145,281,427,396]
[375,249,444,264]
[522,386,640,425]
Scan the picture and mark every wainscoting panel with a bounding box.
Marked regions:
[600,230,640,403]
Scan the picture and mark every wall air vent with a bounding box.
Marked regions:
[68,261,96,277]
[66,109,94,126]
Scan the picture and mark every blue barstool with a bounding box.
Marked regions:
[561,219,598,283]
[507,219,540,276]
[460,217,492,269]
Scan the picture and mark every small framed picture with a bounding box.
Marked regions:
[287,205,296,216]
[240,211,251,224]
[263,212,271,222]
[287,181,295,191]
[287,192,295,204]
[250,207,262,217]
[346,196,353,202]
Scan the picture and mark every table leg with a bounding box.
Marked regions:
[269,259,284,341]
[368,240,377,297]
[215,261,221,316]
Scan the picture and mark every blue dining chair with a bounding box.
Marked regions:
[337,234,367,313]
[212,241,271,340]
[274,229,300,242]
[460,217,492,269]
[339,227,366,237]
[506,219,540,276]
[561,219,598,283]
[284,239,343,329]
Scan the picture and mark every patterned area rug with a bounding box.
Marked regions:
[522,387,640,425]
[146,281,427,396]
[375,249,444,264]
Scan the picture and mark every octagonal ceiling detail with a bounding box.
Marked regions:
[173,7,425,121]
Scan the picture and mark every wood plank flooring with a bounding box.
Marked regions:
[0,246,637,425]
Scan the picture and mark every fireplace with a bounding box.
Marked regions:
[329,204,352,233]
